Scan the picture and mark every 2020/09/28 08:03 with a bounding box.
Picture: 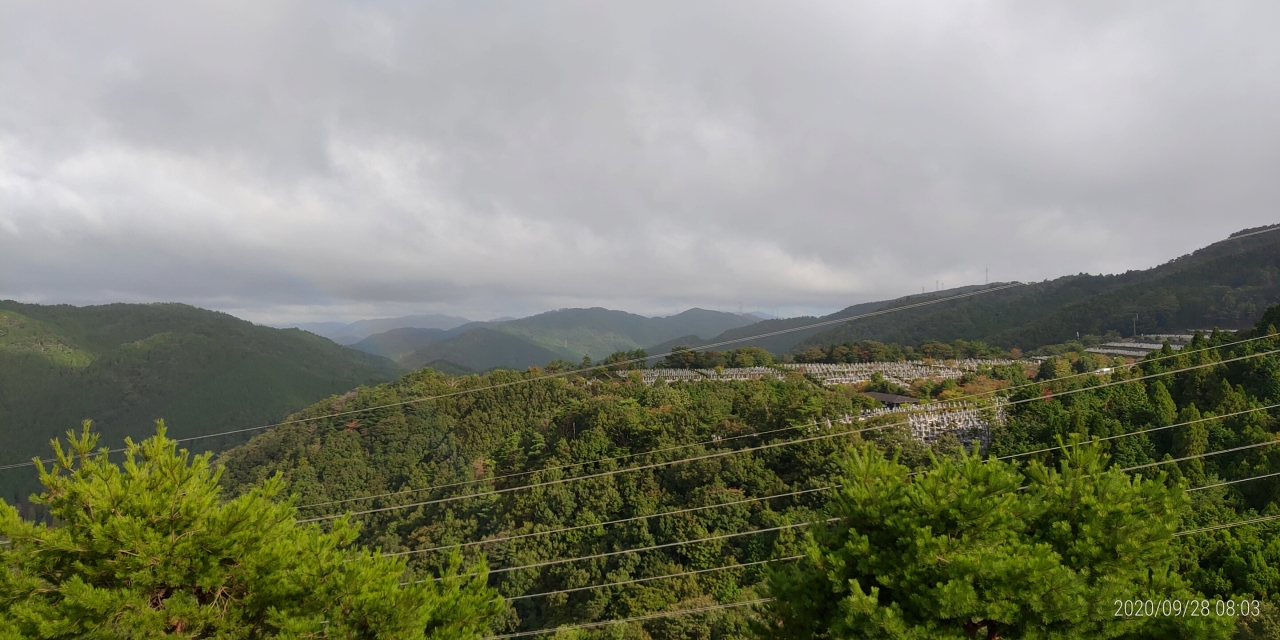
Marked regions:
[1115,599,1262,618]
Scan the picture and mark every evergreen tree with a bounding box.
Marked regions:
[759,442,1233,639]
[0,422,501,639]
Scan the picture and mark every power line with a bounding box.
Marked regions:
[484,511,1280,640]
[1225,225,1280,242]
[303,348,1280,522]
[481,506,1280,640]
[485,501,1280,640]
[388,487,831,557]
[298,424,888,523]
[300,331,1276,512]
[1119,438,1279,473]
[0,283,1023,474]
[1187,470,1280,492]
[992,403,1280,463]
[477,439,1275,580]
[471,437,1276,579]
[508,556,803,601]
[301,422,842,513]
[409,437,1278,610]
[481,598,773,640]
[1175,514,1280,537]
[414,520,832,583]
[390,404,1279,558]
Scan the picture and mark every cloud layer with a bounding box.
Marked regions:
[2,1,1279,322]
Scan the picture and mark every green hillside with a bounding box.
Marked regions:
[793,225,1280,351]
[216,322,1280,638]
[399,327,563,371]
[495,307,757,357]
[644,293,946,354]
[0,301,402,505]
[644,227,1280,357]
[291,313,471,344]
[350,327,451,360]
[389,307,760,371]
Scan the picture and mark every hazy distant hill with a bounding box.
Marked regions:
[385,307,759,372]
[792,225,1280,351]
[289,313,471,344]
[349,327,452,360]
[399,327,563,372]
[646,227,1280,356]
[492,307,759,359]
[644,294,934,354]
[0,301,402,505]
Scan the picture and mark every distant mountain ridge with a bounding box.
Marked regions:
[641,227,1280,356]
[288,313,472,344]
[352,307,761,373]
[792,227,1280,350]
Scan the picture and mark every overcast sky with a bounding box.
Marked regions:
[2,1,1278,323]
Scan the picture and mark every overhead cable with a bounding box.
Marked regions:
[299,330,1275,512]
[302,348,1280,522]
[507,556,802,601]
[481,598,773,640]
[1186,470,1280,492]
[2,283,1027,475]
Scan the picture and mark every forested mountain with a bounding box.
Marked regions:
[373,307,760,372]
[493,307,759,358]
[645,295,947,355]
[0,301,401,505]
[290,313,472,344]
[653,227,1280,357]
[795,226,1280,351]
[399,327,564,372]
[213,309,1280,637]
[350,327,452,360]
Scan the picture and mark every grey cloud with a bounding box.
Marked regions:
[2,1,1278,322]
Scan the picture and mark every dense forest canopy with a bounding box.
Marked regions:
[6,232,1280,637]
[200,311,1280,637]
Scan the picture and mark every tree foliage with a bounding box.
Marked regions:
[0,422,500,639]
[761,443,1230,639]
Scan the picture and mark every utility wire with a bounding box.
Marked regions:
[1187,470,1280,492]
[507,556,803,601]
[401,437,1280,598]
[473,436,1277,579]
[1172,514,1280,535]
[1119,439,1279,473]
[0,283,1025,475]
[481,481,1280,640]
[299,425,888,523]
[411,520,832,583]
[1224,225,1280,242]
[390,403,1278,558]
[480,467,1280,640]
[301,422,841,512]
[481,598,773,640]
[298,331,1275,512]
[388,487,831,557]
[992,403,1280,463]
[475,436,1278,579]
[301,348,1280,522]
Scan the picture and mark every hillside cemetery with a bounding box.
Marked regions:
[638,359,1018,447]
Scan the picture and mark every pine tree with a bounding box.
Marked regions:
[0,422,502,639]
